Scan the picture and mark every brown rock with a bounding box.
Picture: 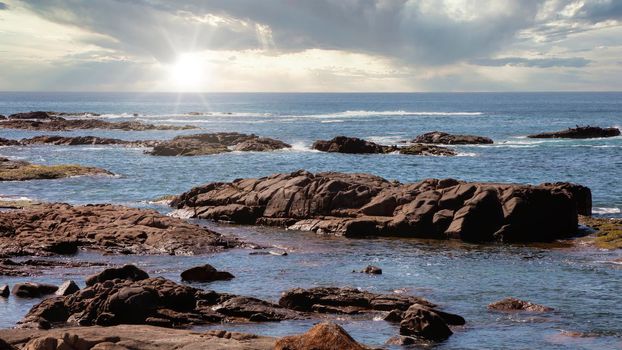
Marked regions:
[148,133,289,156]
[0,118,194,131]
[1,285,9,298]
[8,111,56,120]
[528,125,620,139]
[232,138,291,152]
[85,265,149,286]
[0,157,113,181]
[55,281,80,296]
[413,131,493,144]
[399,143,457,156]
[172,171,590,243]
[275,322,369,350]
[399,304,454,341]
[312,136,396,154]
[360,265,382,274]
[488,297,553,312]
[0,259,105,277]
[0,203,244,257]
[181,264,235,282]
[12,283,58,298]
[0,138,20,146]
[0,338,15,350]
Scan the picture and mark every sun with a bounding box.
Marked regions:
[169,53,207,91]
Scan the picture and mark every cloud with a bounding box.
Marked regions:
[471,56,591,68]
[0,2,8,10]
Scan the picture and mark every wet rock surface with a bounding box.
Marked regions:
[12,283,58,298]
[148,132,290,156]
[85,265,149,286]
[172,170,591,242]
[413,131,494,144]
[18,136,159,147]
[397,304,465,341]
[312,136,396,154]
[0,325,276,350]
[20,276,300,328]
[0,203,245,257]
[0,157,112,181]
[527,126,621,139]
[275,322,370,350]
[488,297,553,312]
[278,287,435,314]
[180,264,235,282]
[0,116,194,131]
[399,143,456,156]
[0,259,105,277]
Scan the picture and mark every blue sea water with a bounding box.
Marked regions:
[0,92,621,349]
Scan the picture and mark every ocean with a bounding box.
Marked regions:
[0,92,621,349]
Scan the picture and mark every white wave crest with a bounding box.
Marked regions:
[299,110,483,119]
[593,207,621,215]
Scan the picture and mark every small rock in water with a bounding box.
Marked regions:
[399,304,455,341]
[361,265,382,274]
[85,264,149,286]
[488,297,553,312]
[386,335,418,345]
[269,250,288,256]
[12,283,58,298]
[275,322,370,350]
[0,284,9,298]
[56,280,80,296]
[180,264,235,282]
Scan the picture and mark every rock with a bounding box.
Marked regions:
[0,117,195,131]
[0,325,275,350]
[385,335,417,345]
[361,265,382,274]
[399,143,456,156]
[275,322,370,350]
[12,283,58,298]
[19,135,157,147]
[0,338,15,350]
[85,265,149,286]
[312,136,396,154]
[55,281,80,296]
[0,138,20,146]
[1,285,9,298]
[527,125,621,139]
[279,287,434,315]
[0,203,244,257]
[0,157,113,181]
[180,264,235,282]
[399,304,454,341]
[413,131,493,144]
[172,170,590,243]
[580,215,622,249]
[148,133,289,156]
[20,275,300,328]
[488,297,553,312]
[0,259,105,277]
[8,111,56,120]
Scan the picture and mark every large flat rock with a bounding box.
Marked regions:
[171,170,591,243]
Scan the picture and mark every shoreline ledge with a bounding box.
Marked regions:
[171,170,592,243]
[527,125,620,139]
[0,157,112,181]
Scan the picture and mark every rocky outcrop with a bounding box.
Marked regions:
[360,265,382,274]
[527,126,621,139]
[20,276,300,328]
[413,131,493,144]
[488,297,553,312]
[0,259,105,277]
[0,138,20,146]
[399,144,456,156]
[171,170,591,243]
[7,111,58,120]
[180,264,235,282]
[275,322,370,350]
[148,133,290,156]
[0,204,245,257]
[0,117,195,131]
[12,283,58,298]
[580,215,622,249]
[55,281,80,296]
[0,157,112,181]
[85,265,149,286]
[312,136,396,154]
[278,287,435,314]
[19,136,159,147]
[0,325,276,350]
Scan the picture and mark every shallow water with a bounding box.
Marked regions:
[0,92,621,349]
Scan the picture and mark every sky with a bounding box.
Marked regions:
[0,0,621,92]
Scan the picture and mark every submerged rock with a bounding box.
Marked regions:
[148,132,290,156]
[488,297,553,312]
[0,157,113,181]
[20,276,300,328]
[398,304,455,341]
[399,143,456,156]
[0,204,245,257]
[360,265,382,274]
[312,136,396,154]
[12,283,58,298]
[527,126,621,139]
[0,259,105,277]
[413,131,493,144]
[7,111,57,120]
[180,264,235,282]
[275,322,370,350]
[172,170,591,243]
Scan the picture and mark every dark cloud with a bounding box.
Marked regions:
[0,2,8,10]
[471,56,591,68]
[20,0,544,65]
[574,0,622,22]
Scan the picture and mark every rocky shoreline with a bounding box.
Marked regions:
[171,170,591,242]
[0,158,112,181]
